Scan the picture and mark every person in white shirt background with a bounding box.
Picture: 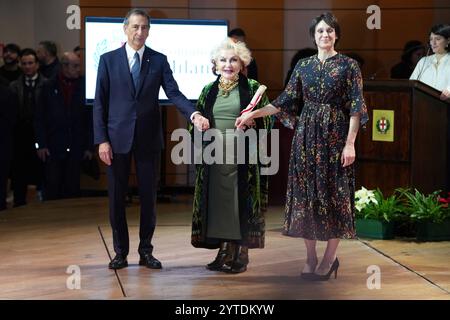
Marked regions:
[410,24,450,102]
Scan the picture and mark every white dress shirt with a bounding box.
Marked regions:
[125,43,145,71]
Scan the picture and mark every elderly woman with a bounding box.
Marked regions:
[191,38,272,274]
[236,12,368,281]
[410,24,450,101]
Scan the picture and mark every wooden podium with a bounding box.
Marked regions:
[357,80,450,195]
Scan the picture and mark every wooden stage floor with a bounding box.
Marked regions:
[0,197,448,300]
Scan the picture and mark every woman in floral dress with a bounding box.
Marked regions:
[236,12,368,280]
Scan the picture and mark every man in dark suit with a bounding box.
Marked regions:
[10,48,47,207]
[93,8,209,270]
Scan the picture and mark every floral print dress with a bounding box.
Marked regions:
[272,53,368,240]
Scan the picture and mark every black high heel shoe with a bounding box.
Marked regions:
[313,258,339,281]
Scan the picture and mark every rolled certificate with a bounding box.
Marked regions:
[240,85,267,115]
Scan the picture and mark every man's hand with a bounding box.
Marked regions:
[98,142,113,166]
[192,114,210,131]
[37,148,50,162]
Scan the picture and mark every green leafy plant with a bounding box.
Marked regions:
[355,187,403,222]
[396,188,450,224]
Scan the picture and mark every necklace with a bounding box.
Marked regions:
[218,75,239,97]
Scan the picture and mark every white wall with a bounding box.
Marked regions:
[34,0,80,54]
[0,0,35,49]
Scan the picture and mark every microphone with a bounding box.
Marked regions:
[415,45,431,82]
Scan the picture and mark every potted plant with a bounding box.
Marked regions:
[355,187,403,239]
[399,189,450,241]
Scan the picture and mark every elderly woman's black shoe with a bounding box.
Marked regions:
[224,245,248,274]
[206,242,234,271]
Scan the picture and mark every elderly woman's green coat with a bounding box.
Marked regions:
[190,74,272,249]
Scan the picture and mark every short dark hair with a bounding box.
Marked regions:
[309,12,341,47]
[228,28,246,38]
[19,48,38,62]
[430,24,450,51]
[39,41,58,57]
[4,43,21,54]
[124,8,150,26]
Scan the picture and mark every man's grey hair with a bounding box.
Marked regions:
[124,8,151,26]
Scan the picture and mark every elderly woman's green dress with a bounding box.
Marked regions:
[191,75,272,249]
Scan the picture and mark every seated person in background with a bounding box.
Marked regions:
[391,40,425,79]
[284,48,317,87]
[345,52,365,75]
[228,28,258,81]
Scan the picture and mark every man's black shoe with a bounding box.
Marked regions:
[139,254,162,269]
[108,254,128,269]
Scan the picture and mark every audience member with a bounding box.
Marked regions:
[36,41,60,79]
[9,48,47,206]
[0,43,22,83]
[391,40,425,79]
[228,28,258,81]
[35,52,93,200]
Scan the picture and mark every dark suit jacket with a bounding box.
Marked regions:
[10,74,48,114]
[10,74,48,146]
[93,45,195,155]
[35,76,91,160]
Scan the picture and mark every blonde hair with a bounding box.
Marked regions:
[211,37,252,69]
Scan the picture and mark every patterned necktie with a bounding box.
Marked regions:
[130,52,140,90]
